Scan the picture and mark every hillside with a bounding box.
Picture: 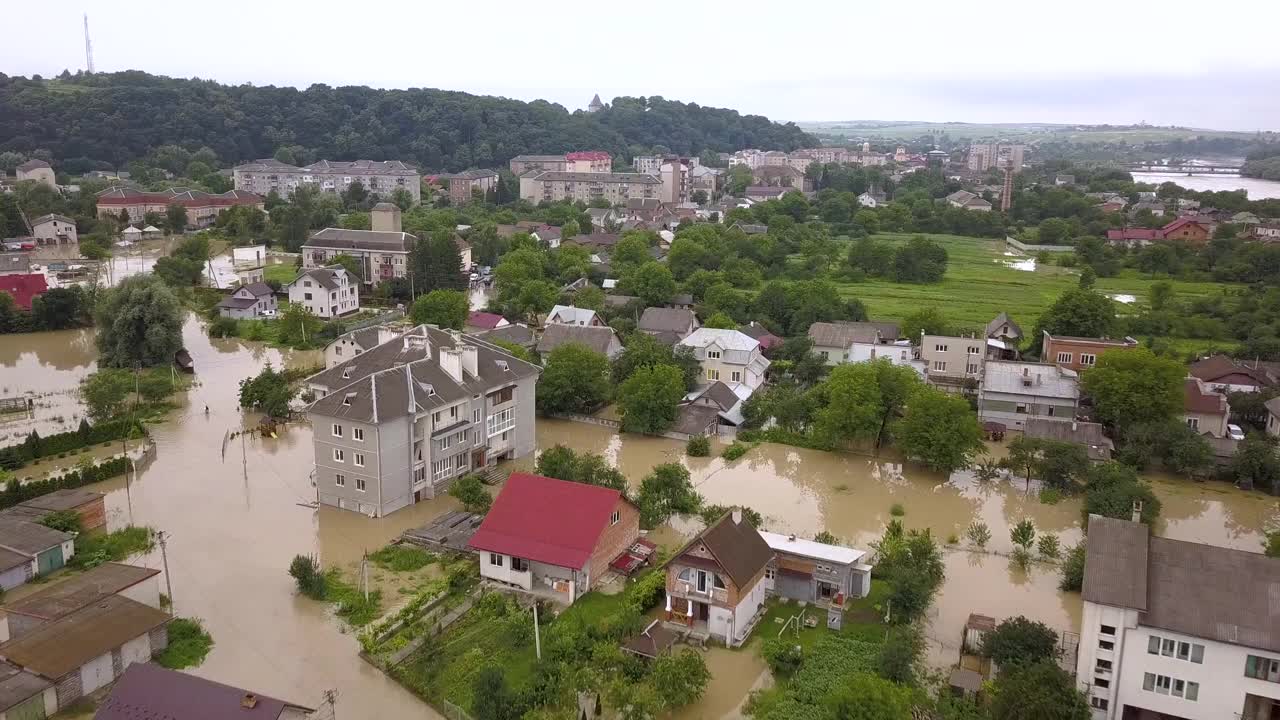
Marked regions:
[0,71,816,172]
[798,120,1259,145]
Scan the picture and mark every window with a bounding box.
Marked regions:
[487,386,515,406]
[335,474,345,487]
[1099,639,1114,651]
[1095,658,1112,673]
[355,478,366,491]
[706,368,720,380]
[473,408,481,424]
[1056,352,1072,363]
[354,453,365,468]
[1246,654,1280,683]
[707,350,721,359]
[1100,624,1115,636]
[1143,673,1155,691]
[1186,417,1199,430]
[433,459,452,481]
[967,345,979,354]
[511,557,528,572]
[935,344,948,352]
[731,371,741,382]
[610,510,621,525]
[487,408,515,437]
[1176,641,1191,661]
[333,449,344,463]
[1080,353,1097,366]
[1015,403,1028,414]
[1185,682,1198,701]
[967,363,979,374]
[1191,644,1203,663]
[1090,697,1108,711]
[933,361,947,372]
[352,427,364,442]
[489,553,504,567]
[1093,677,1109,689]
[450,405,458,419]
[1156,674,1171,694]
[304,292,313,300]
[332,424,343,437]
[1162,638,1176,657]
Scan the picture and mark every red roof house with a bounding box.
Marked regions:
[1106,218,1211,245]
[466,311,509,330]
[468,473,640,603]
[0,273,48,310]
[1105,227,1161,243]
[96,662,314,720]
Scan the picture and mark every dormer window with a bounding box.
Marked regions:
[707,349,721,359]
[342,392,356,406]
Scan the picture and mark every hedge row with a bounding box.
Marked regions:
[0,419,144,470]
[0,456,131,510]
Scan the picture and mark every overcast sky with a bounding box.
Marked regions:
[3,1,1278,131]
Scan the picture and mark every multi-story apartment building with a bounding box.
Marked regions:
[758,150,788,166]
[633,156,663,175]
[305,325,541,516]
[659,160,690,205]
[795,147,847,165]
[15,160,56,188]
[919,334,986,390]
[95,188,263,229]
[434,169,498,205]
[519,171,661,205]
[565,151,612,173]
[509,155,568,175]
[1077,515,1280,720]
[29,214,77,247]
[286,266,359,318]
[664,510,772,647]
[301,203,473,284]
[966,143,1026,173]
[677,328,770,390]
[978,360,1079,431]
[1042,332,1139,373]
[232,159,421,203]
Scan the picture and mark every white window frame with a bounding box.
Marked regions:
[932,361,946,372]
[352,427,364,442]
[489,553,504,567]
[1080,353,1097,366]
[354,453,365,468]
[707,350,721,359]
[486,407,515,437]
[354,478,366,491]
[935,344,948,352]
[610,510,621,525]
[335,473,345,487]
[1056,351,1073,364]
[333,448,344,463]
[332,424,343,438]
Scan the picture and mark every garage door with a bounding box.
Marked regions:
[36,547,64,576]
[79,652,114,695]
[120,634,151,669]
[6,693,46,720]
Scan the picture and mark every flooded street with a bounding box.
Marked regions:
[1,321,1276,719]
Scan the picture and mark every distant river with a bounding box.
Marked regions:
[1130,171,1280,200]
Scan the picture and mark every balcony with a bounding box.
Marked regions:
[670,581,728,605]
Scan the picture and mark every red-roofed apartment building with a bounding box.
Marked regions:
[468,473,639,604]
[95,187,263,229]
[1042,331,1138,373]
[565,151,612,173]
[0,273,48,310]
[1106,218,1211,246]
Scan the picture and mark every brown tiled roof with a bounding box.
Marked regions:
[807,321,891,347]
[535,324,620,357]
[0,661,49,713]
[0,596,169,679]
[672,405,721,437]
[1183,378,1227,416]
[12,489,102,514]
[1189,354,1275,387]
[0,517,70,557]
[638,307,697,334]
[1082,515,1149,611]
[670,512,773,589]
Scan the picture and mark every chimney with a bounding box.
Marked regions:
[731,508,742,525]
[241,694,259,709]
[439,348,463,384]
[460,344,478,378]
[371,203,402,233]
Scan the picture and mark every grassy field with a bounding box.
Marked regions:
[264,263,298,285]
[837,233,1240,354]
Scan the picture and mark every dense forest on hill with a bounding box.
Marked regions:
[0,71,815,173]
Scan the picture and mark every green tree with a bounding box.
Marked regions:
[1081,348,1184,429]
[1010,519,1036,551]
[1059,542,1087,591]
[328,253,364,283]
[1230,435,1280,493]
[900,306,950,339]
[1082,462,1162,526]
[80,369,134,421]
[982,616,1059,666]
[826,673,913,720]
[891,236,948,283]
[237,364,297,418]
[573,285,606,312]
[275,303,324,347]
[617,364,686,435]
[448,474,492,514]
[93,275,184,368]
[636,462,701,528]
[1035,441,1089,490]
[627,262,677,307]
[1032,289,1116,352]
[165,203,188,234]
[534,445,627,493]
[537,344,612,415]
[990,661,1089,720]
[410,230,465,294]
[612,334,700,390]
[814,360,921,448]
[514,280,559,321]
[895,387,984,472]
[702,312,736,329]
[410,289,469,329]
[472,666,521,720]
[650,649,711,709]
[877,625,924,685]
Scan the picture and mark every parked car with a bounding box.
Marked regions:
[259,309,277,319]
[1227,423,1245,441]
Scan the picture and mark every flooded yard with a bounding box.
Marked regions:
[1,318,1276,720]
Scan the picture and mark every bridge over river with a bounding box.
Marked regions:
[1125,163,1244,174]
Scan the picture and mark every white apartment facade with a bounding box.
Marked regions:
[677,328,770,390]
[978,360,1079,431]
[286,267,359,318]
[1078,516,1280,720]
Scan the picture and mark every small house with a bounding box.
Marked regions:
[466,311,509,332]
[141,225,163,239]
[474,324,536,351]
[544,305,604,328]
[0,595,169,708]
[29,214,77,247]
[738,322,782,352]
[0,489,106,532]
[0,562,162,641]
[683,381,752,428]
[1266,397,1280,438]
[0,660,55,720]
[759,531,873,604]
[808,321,899,365]
[1023,418,1113,462]
[535,324,623,360]
[678,328,770,390]
[0,518,74,588]
[638,308,700,346]
[669,404,722,441]
[1183,377,1230,438]
[96,663,316,720]
[216,282,277,320]
[663,511,772,647]
[285,266,359,318]
[468,473,640,604]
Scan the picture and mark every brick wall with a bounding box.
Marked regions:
[54,670,83,708]
[149,625,170,655]
[585,498,640,587]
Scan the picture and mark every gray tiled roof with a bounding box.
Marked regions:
[307,325,540,424]
[29,214,74,227]
[1023,419,1112,460]
[536,324,619,357]
[530,171,660,184]
[0,661,49,713]
[0,517,70,556]
[474,324,536,348]
[1082,516,1148,611]
[808,321,880,347]
[288,267,343,291]
[303,228,416,252]
[638,307,697,334]
[985,312,1023,339]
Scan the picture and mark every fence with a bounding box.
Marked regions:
[438,700,474,720]
[549,412,622,430]
[1004,236,1073,254]
[344,308,405,332]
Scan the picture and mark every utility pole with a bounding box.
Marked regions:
[532,601,541,660]
[157,530,174,614]
[360,552,369,602]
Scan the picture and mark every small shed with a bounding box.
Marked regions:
[141,225,163,238]
[962,613,996,654]
[120,226,142,240]
[948,667,984,699]
[0,518,74,581]
[621,620,677,659]
[4,490,106,532]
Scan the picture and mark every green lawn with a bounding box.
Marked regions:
[837,233,1240,354]
[264,263,299,285]
[752,581,891,651]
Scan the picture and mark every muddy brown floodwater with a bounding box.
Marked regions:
[2,318,1276,720]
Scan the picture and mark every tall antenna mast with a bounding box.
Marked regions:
[84,14,95,74]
